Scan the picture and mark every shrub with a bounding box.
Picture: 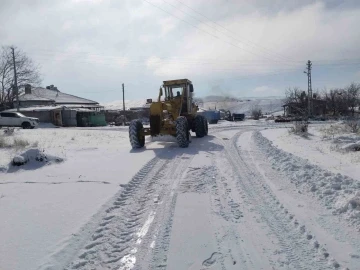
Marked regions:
[290,121,309,135]
[345,120,360,133]
[251,109,262,120]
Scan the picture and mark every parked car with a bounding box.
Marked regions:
[0,112,39,129]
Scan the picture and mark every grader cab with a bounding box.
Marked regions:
[129,79,208,149]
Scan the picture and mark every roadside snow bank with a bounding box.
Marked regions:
[340,142,360,151]
[254,131,360,228]
[9,148,63,172]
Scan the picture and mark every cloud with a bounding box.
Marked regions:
[146,2,360,79]
[0,0,359,102]
[253,86,272,93]
[252,86,281,96]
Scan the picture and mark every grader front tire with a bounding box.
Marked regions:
[176,116,190,148]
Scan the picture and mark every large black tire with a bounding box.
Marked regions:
[22,122,31,129]
[204,118,208,136]
[129,120,145,149]
[194,115,206,138]
[176,116,189,148]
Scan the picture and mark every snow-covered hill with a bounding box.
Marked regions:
[202,96,284,115]
[102,99,148,110]
[103,96,285,115]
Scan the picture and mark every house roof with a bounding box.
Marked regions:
[19,87,98,105]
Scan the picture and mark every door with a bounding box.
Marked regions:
[0,112,14,126]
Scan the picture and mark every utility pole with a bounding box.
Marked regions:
[304,60,312,117]
[122,83,125,111]
[11,47,19,111]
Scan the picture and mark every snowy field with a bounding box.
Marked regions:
[1,120,360,270]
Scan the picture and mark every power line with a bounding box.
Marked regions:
[171,0,297,62]
[27,48,360,67]
[142,0,289,63]
[30,53,360,70]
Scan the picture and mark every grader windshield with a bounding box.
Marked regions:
[162,79,194,114]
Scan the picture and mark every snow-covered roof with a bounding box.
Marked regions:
[4,106,65,112]
[4,104,103,112]
[19,94,53,102]
[19,87,98,105]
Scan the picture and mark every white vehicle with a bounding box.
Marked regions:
[0,112,39,129]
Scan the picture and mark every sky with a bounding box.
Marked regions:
[1,0,360,104]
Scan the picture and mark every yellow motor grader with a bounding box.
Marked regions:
[129,79,208,149]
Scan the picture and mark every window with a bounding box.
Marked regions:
[0,113,13,117]
[0,112,21,118]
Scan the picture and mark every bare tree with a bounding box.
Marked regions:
[0,46,41,110]
[324,88,340,116]
[284,87,308,116]
[346,83,360,117]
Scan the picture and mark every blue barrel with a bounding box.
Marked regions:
[198,110,220,124]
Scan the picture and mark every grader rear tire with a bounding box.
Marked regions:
[194,115,206,138]
[176,116,189,148]
[129,120,145,149]
[204,118,208,136]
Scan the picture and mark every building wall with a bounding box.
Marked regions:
[20,111,52,122]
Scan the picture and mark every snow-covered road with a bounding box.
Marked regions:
[1,123,360,270]
[33,124,359,270]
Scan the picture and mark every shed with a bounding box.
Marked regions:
[76,111,107,127]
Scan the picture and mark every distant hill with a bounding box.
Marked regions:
[202,96,285,115]
[103,96,285,115]
[102,99,149,110]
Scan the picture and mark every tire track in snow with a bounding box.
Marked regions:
[65,152,195,270]
[146,154,195,270]
[253,131,360,268]
[208,141,273,270]
[222,131,332,270]
[65,156,164,270]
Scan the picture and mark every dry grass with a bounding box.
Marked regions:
[0,134,34,149]
[0,136,7,148]
[13,138,30,148]
[320,123,347,139]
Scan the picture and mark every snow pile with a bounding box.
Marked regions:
[12,155,26,166]
[8,148,63,172]
[329,134,360,152]
[340,142,360,151]
[255,131,360,228]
